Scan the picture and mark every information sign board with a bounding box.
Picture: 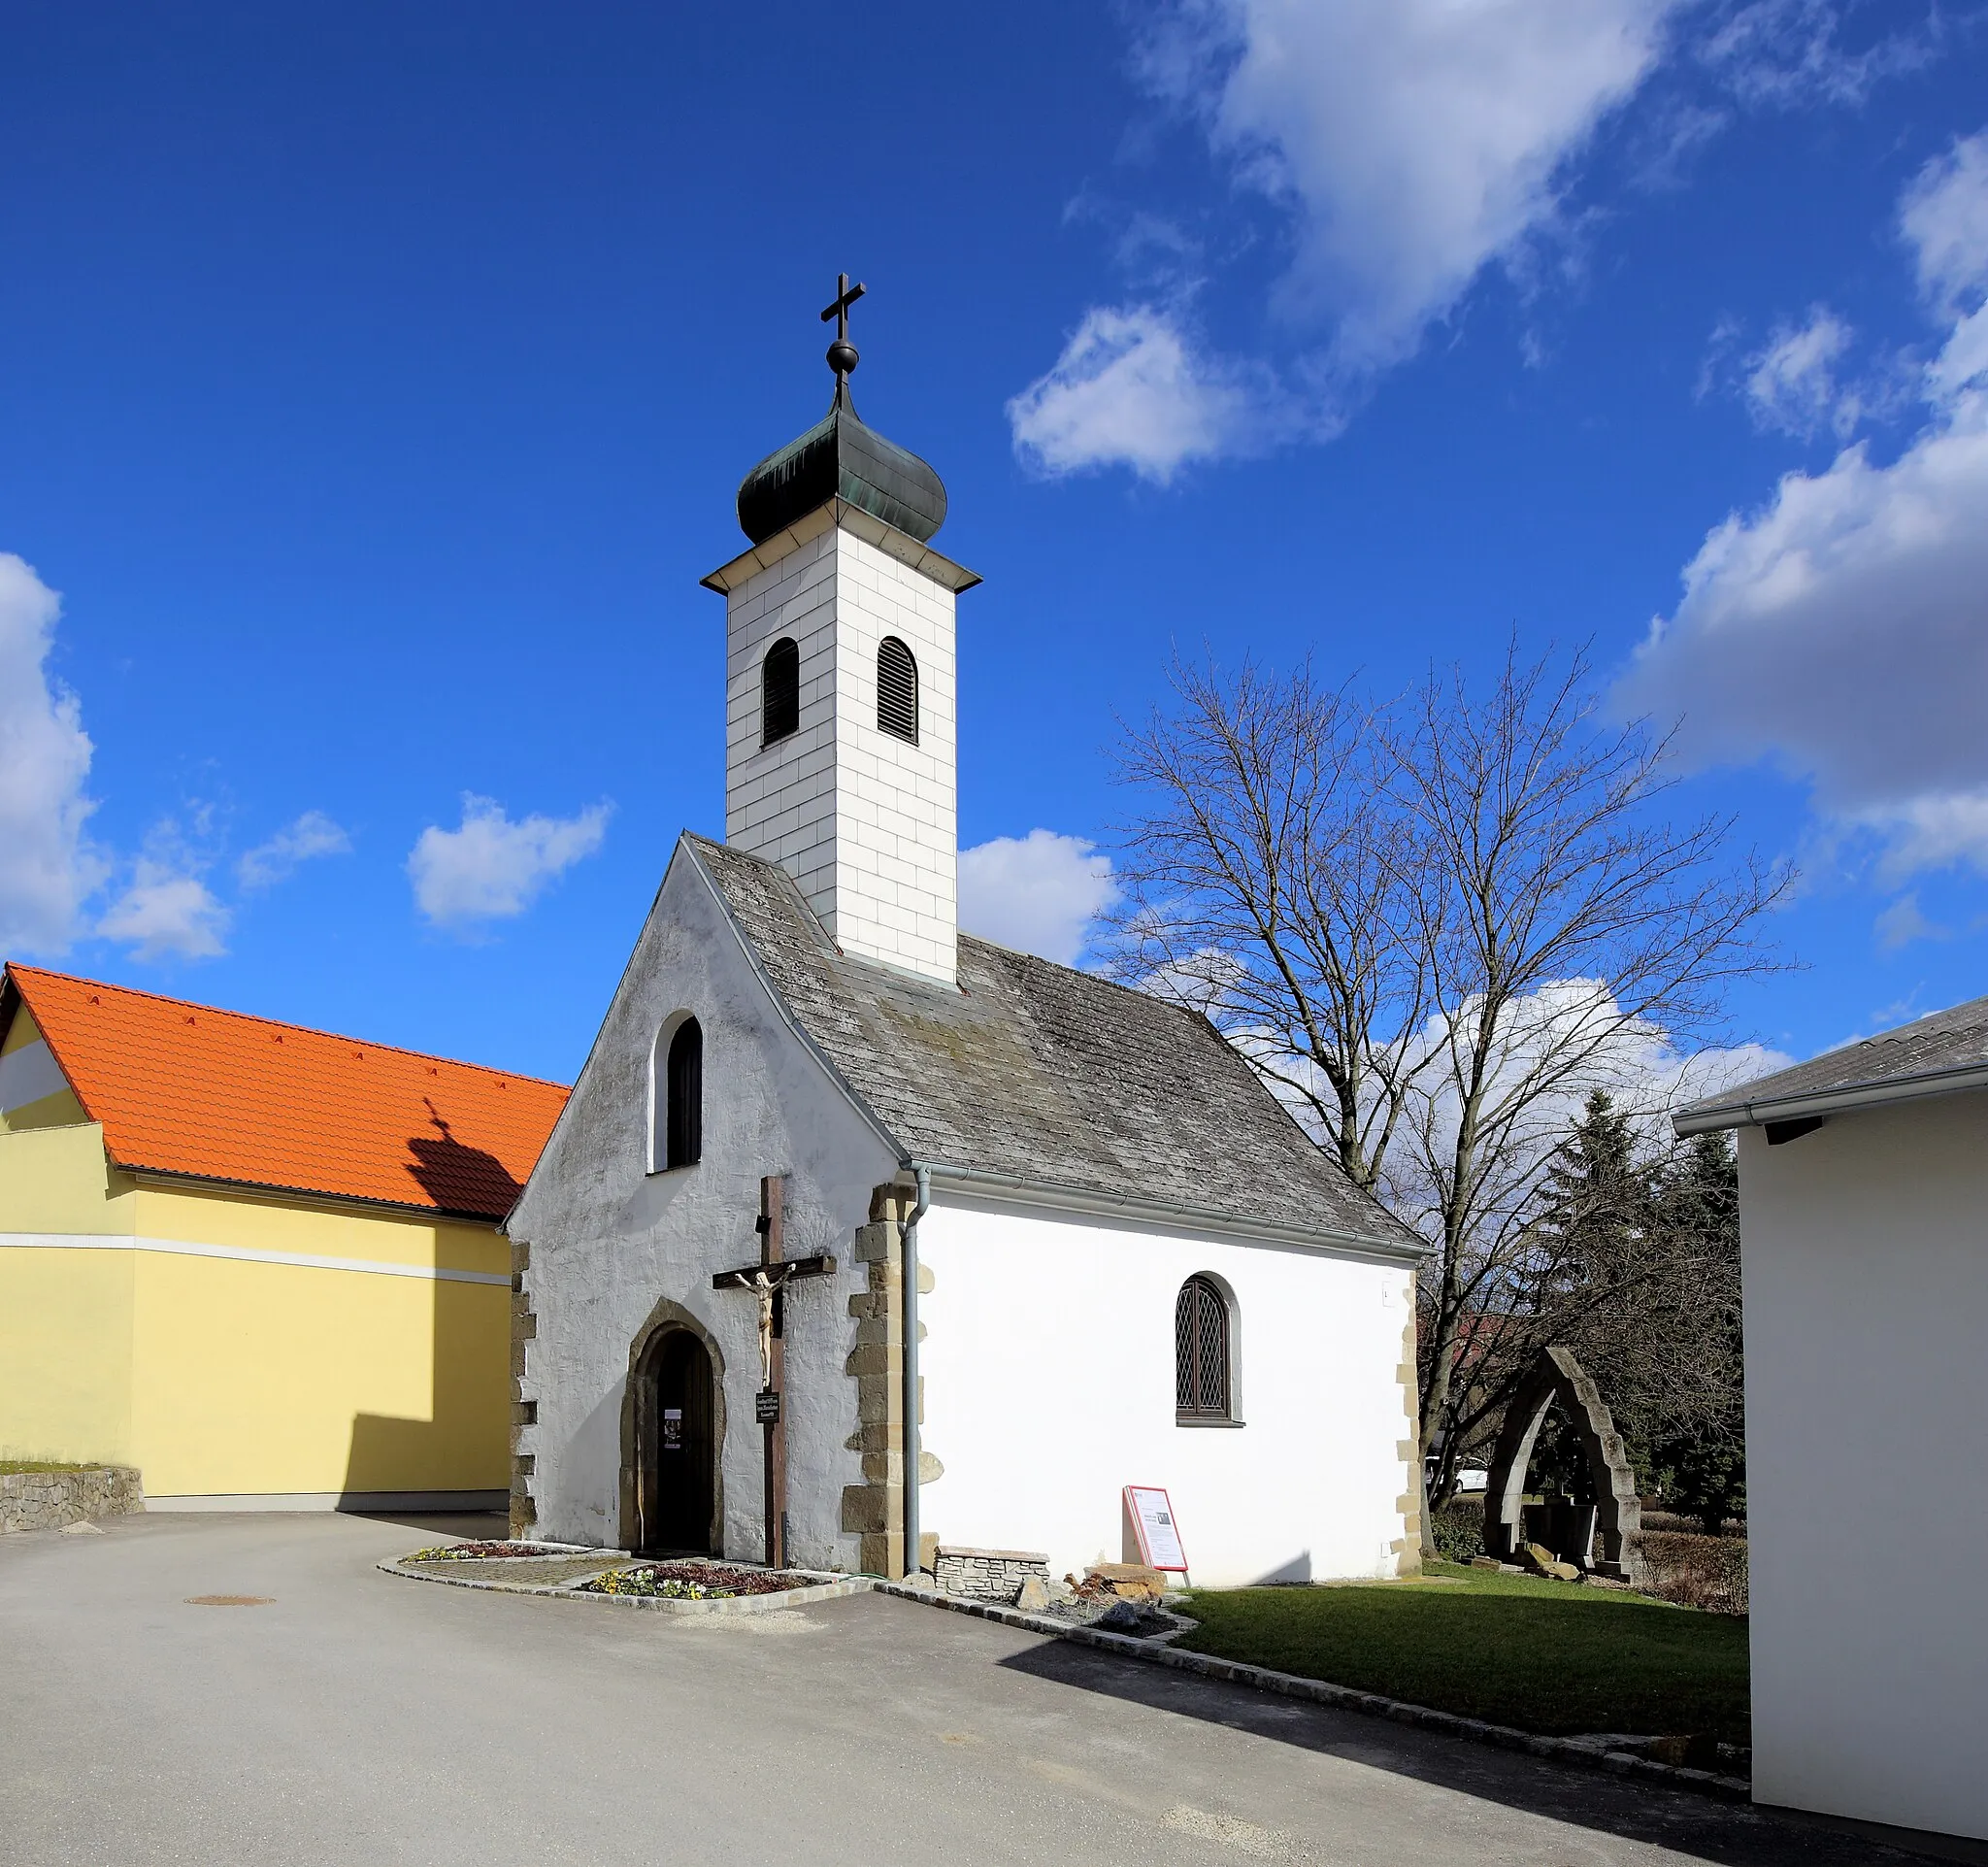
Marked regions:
[1123,1485,1188,1572]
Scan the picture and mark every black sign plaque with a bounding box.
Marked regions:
[755,1388,781,1426]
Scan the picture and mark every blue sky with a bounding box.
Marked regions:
[3,0,1984,1085]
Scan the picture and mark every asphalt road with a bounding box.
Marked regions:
[0,1513,1931,1866]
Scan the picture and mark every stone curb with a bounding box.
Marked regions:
[377,1558,875,1617]
[873,1582,1752,1806]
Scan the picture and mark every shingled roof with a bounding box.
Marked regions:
[687,837,1420,1253]
[1675,990,1988,1134]
[1,965,568,1219]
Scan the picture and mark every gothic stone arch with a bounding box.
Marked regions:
[620,1297,728,1555]
[1482,1346,1644,1584]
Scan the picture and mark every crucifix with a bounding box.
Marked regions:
[820,271,865,393]
[712,1175,836,1569]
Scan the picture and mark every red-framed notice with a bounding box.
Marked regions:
[1124,1485,1188,1573]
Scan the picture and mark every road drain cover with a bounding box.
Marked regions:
[184,1595,274,1607]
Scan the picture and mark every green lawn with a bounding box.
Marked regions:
[1176,1561,1749,1745]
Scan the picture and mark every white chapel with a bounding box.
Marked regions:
[506,283,1428,1586]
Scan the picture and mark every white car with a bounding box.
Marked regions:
[1454,1468,1489,1492]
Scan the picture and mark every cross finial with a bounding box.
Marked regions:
[820,271,866,397]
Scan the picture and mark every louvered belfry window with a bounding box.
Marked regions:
[877,636,918,745]
[1176,1276,1231,1418]
[762,638,800,747]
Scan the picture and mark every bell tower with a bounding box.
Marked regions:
[703,278,978,986]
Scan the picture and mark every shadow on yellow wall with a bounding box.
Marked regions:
[341,1123,519,1503]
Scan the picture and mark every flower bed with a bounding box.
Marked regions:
[575,1560,815,1599]
[403,1541,570,1562]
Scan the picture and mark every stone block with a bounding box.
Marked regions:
[852,1221,894,1263]
[855,1384,899,1426]
[1518,1543,1582,1583]
[841,1485,893,1536]
[1087,1562,1168,1601]
[1014,1576,1051,1613]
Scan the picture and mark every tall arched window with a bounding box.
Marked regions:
[877,636,918,745]
[762,638,799,747]
[654,1017,702,1171]
[1176,1275,1232,1420]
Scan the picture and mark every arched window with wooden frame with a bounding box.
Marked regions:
[651,1016,703,1172]
[761,637,799,747]
[877,636,918,745]
[1176,1274,1235,1421]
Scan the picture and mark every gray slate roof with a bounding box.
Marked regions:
[689,836,1417,1251]
[1679,990,1988,1127]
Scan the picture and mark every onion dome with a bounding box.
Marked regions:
[736,278,947,546]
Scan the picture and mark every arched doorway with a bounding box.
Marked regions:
[632,1327,716,1555]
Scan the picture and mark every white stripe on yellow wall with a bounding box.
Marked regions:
[0,1232,511,1285]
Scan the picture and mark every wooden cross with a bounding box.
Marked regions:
[819,272,866,340]
[712,1175,835,1569]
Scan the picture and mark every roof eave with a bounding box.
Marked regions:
[701,497,981,596]
[117,1161,507,1226]
[1673,1059,1988,1137]
[680,837,909,1165]
[911,1158,1431,1265]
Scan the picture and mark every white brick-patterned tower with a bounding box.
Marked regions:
[704,305,978,985]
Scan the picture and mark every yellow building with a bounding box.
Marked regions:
[0,965,566,1510]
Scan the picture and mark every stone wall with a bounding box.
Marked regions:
[0,1465,143,1534]
[934,1544,1049,1606]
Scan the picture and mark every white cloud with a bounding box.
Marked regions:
[1012,0,1682,472]
[958,829,1119,966]
[1698,0,1942,109]
[1617,131,1988,881]
[1154,0,1675,368]
[1742,308,1860,438]
[407,794,611,928]
[1856,791,1988,883]
[1903,129,1988,315]
[98,863,229,962]
[238,811,352,890]
[1007,306,1270,483]
[0,554,105,955]
[98,815,231,962]
[1874,892,1949,951]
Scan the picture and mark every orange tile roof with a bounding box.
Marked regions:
[3,964,568,1220]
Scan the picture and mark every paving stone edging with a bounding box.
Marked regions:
[377,1558,873,1616]
[1,1466,144,1535]
[875,1581,1753,1805]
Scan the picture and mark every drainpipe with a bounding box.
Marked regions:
[901,1163,931,1582]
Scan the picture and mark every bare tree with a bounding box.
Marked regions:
[1111,656,1434,1195]
[1112,642,1784,1515]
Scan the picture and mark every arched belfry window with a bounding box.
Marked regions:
[877,636,918,745]
[653,1017,703,1171]
[1176,1275,1233,1420]
[762,638,799,747]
